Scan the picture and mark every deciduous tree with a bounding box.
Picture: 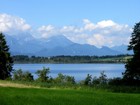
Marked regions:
[35,67,50,82]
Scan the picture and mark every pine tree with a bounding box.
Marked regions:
[123,22,140,81]
[0,33,13,80]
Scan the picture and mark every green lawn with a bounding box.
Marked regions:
[0,86,140,105]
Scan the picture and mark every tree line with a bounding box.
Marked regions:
[13,67,76,85]
[13,54,131,64]
[12,67,139,87]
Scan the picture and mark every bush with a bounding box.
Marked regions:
[22,71,34,81]
[108,77,123,86]
[13,69,23,81]
[54,73,75,84]
[13,69,34,81]
[84,74,92,85]
[35,67,50,82]
[92,76,100,85]
[108,77,140,86]
[99,71,107,85]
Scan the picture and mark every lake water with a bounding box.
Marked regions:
[13,64,125,81]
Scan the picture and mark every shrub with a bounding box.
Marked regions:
[35,67,50,82]
[13,69,34,81]
[84,74,92,85]
[54,73,75,84]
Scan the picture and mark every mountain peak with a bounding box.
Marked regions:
[5,33,131,56]
[47,35,73,43]
[44,35,74,49]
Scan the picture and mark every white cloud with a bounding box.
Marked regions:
[61,26,75,32]
[0,14,31,35]
[83,19,95,31]
[87,34,106,47]
[37,25,59,38]
[0,13,132,47]
[97,20,116,28]
[83,19,132,47]
[37,19,132,47]
[38,25,54,32]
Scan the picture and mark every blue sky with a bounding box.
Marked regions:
[0,0,140,26]
[0,0,140,47]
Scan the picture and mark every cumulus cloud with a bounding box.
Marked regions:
[83,19,95,31]
[0,13,132,47]
[38,25,54,32]
[38,19,131,47]
[87,34,106,47]
[97,20,116,28]
[37,25,56,38]
[0,14,31,35]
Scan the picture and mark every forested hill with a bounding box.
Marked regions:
[13,55,132,64]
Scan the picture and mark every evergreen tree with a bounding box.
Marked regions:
[123,22,140,81]
[0,33,13,80]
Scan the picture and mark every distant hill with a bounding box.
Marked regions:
[5,33,131,56]
[111,44,133,54]
[36,43,121,56]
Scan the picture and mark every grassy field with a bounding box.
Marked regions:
[0,81,140,105]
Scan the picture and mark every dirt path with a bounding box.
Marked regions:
[0,81,40,88]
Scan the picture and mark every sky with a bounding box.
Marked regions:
[0,0,140,47]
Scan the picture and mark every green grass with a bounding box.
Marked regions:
[0,86,140,105]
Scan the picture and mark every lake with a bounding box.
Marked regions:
[13,64,125,81]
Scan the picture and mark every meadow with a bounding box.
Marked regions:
[0,81,140,105]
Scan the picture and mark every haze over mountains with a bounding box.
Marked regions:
[5,33,132,56]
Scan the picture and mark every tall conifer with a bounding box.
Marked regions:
[123,22,140,81]
[0,33,13,79]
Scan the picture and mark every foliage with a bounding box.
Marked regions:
[0,33,13,80]
[123,22,140,84]
[99,71,107,85]
[13,69,33,81]
[108,77,123,86]
[92,76,100,85]
[13,54,132,63]
[13,69,23,81]
[13,68,75,85]
[84,74,92,85]
[84,71,108,86]
[65,75,75,84]
[22,71,34,81]
[35,67,50,82]
[54,73,75,84]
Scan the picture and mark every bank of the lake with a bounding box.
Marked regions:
[13,63,125,81]
[13,55,132,64]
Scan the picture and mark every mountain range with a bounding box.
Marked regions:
[5,33,133,56]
